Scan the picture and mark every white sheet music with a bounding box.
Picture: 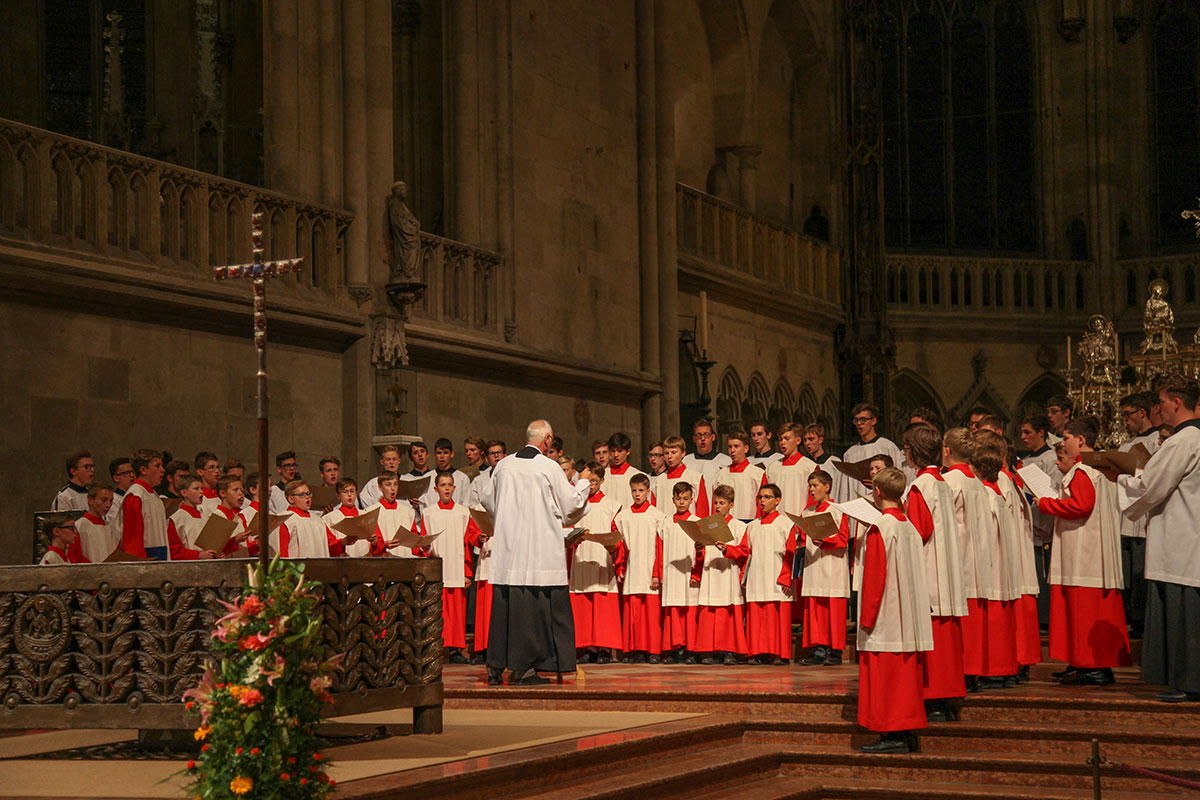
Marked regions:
[833,497,882,526]
[1017,464,1060,500]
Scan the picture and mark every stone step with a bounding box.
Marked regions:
[775,746,1200,795]
[507,742,777,800]
[692,775,1183,800]
[745,718,1200,759]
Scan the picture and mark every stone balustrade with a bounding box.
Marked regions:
[1118,254,1200,310]
[676,183,842,307]
[885,254,1090,316]
[412,231,503,332]
[0,118,353,293]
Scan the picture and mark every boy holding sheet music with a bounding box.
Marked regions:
[568,464,623,663]
[796,470,852,667]
[691,484,748,663]
[712,431,765,521]
[212,475,255,556]
[367,471,418,557]
[273,479,337,558]
[857,467,934,754]
[324,479,389,557]
[414,471,483,663]
[765,423,816,517]
[723,483,797,664]
[165,473,220,560]
[614,473,665,662]
[1034,417,1130,685]
[660,482,701,662]
[903,423,967,719]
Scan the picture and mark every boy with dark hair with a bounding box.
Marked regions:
[802,423,837,466]
[604,432,646,510]
[647,441,666,476]
[765,423,816,517]
[1037,417,1130,685]
[857,467,934,753]
[1046,396,1074,437]
[40,514,89,565]
[845,403,905,493]
[614,473,666,662]
[591,440,611,469]
[194,451,221,513]
[159,460,191,501]
[52,450,95,511]
[107,457,136,531]
[683,418,731,513]
[322,478,385,557]
[568,463,622,663]
[165,473,220,560]
[653,436,705,516]
[274,479,337,558]
[723,483,797,664]
[268,451,299,513]
[433,438,471,505]
[1117,391,1160,637]
[748,420,782,468]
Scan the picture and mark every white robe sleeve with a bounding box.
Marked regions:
[1121,437,1194,520]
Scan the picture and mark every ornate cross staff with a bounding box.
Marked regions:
[213,211,303,568]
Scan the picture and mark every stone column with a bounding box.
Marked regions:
[296,0,320,199]
[318,0,344,207]
[655,0,679,437]
[263,0,301,193]
[393,1,420,199]
[495,0,517,342]
[449,0,479,244]
[341,0,368,286]
[637,0,661,445]
[735,145,761,213]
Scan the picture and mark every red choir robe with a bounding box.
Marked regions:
[798,500,851,650]
[122,479,170,560]
[323,505,388,557]
[906,469,966,699]
[690,515,749,654]
[1000,469,1043,667]
[40,544,90,565]
[614,501,665,654]
[726,511,796,660]
[858,508,934,733]
[1038,461,1131,669]
[567,492,623,649]
[415,500,481,649]
[660,510,701,651]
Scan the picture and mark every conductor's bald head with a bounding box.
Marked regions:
[526,420,554,453]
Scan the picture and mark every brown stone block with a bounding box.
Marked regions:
[30,396,80,450]
[87,356,130,402]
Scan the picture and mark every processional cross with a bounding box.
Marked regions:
[213,211,303,568]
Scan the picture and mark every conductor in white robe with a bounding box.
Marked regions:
[479,419,592,685]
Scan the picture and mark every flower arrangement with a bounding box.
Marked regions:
[182,557,342,799]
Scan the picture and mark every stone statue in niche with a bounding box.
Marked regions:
[1139,279,1178,355]
[384,180,426,312]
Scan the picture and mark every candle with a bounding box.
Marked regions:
[698,290,709,355]
[1067,336,1072,372]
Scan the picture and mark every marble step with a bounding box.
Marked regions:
[745,718,1200,759]
[692,775,1183,800]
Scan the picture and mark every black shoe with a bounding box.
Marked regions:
[682,652,699,665]
[470,652,486,665]
[576,651,595,664]
[801,646,828,666]
[1051,665,1079,680]
[906,732,921,753]
[1002,675,1017,688]
[772,657,789,666]
[486,669,504,686]
[974,676,1006,691]
[824,649,843,666]
[925,699,947,723]
[618,653,634,663]
[860,733,911,754]
[447,649,469,664]
[648,654,662,664]
[722,653,739,665]
[631,652,648,664]
[1017,665,1030,683]
[595,650,613,664]
[515,673,551,686]
[700,654,721,665]
[1157,689,1200,703]
[1059,668,1114,686]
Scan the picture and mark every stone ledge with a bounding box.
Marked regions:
[0,239,367,352]
[677,253,845,331]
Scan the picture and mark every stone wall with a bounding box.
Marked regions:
[0,300,347,565]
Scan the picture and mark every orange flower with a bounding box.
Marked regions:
[280,773,290,781]
[237,688,264,707]
[229,776,252,795]
[193,725,211,741]
[186,760,196,770]
[250,747,260,755]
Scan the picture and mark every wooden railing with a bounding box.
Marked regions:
[412,231,503,333]
[885,254,1090,316]
[676,184,841,306]
[0,118,352,293]
[1118,254,1200,310]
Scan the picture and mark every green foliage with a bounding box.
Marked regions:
[181,558,341,799]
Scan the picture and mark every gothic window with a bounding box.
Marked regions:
[882,0,1036,253]
[1153,1,1200,247]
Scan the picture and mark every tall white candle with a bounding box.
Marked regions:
[698,291,709,355]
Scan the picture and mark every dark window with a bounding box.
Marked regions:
[881,0,1036,253]
[1153,2,1200,247]
[43,0,94,140]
